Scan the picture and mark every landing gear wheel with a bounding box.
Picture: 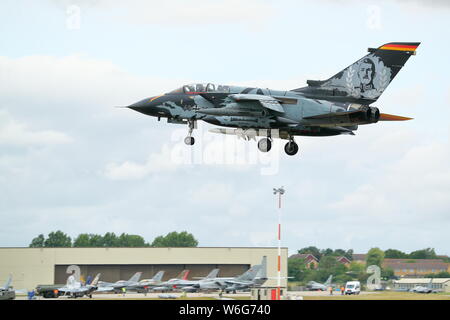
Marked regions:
[184,136,195,145]
[284,141,299,156]
[258,138,272,152]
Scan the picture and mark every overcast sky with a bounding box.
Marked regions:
[0,0,449,256]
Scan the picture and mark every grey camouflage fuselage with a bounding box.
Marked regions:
[126,42,419,154]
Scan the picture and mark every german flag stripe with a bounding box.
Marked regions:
[379,44,418,51]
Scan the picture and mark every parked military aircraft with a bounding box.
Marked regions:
[0,274,15,300]
[411,279,436,294]
[126,42,420,155]
[307,275,333,291]
[127,271,165,293]
[96,272,142,293]
[154,269,219,292]
[151,270,190,292]
[223,256,268,293]
[190,256,267,293]
[58,273,100,298]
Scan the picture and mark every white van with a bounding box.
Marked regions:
[345,281,361,295]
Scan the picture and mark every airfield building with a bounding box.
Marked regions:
[393,278,450,292]
[0,247,287,290]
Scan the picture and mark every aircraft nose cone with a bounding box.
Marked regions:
[126,95,168,117]
[127,98,152,110]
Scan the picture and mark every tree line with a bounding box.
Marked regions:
[288,246,450,286]
[29,230,199,248]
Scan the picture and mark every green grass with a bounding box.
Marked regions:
[78,295,251,300]
[303,292,450,300]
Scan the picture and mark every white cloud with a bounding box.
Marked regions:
[249,231,275,247]
[330,137,450,222]
[103,145,179,180]
[0,55,183,109]
[48,0,277,28]
[0,110,72,146]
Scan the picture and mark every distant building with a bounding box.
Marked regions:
[352,254,450,277]
[336,256,351,266]
[393,278,450,292]
[352,254,366,264]
[383,259,449,277]
[289,253,319,269]
[0,247,288,290]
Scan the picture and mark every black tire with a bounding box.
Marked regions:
[284,141,299,156]
[184,136,195,145]
[257,138,271,152]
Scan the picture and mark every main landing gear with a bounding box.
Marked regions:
[184,120,196,146]
[257,135,299,156]
[257,138,272,152]
[284,137,299,156]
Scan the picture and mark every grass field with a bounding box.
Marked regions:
[302,292,450,300]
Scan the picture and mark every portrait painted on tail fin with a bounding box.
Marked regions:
[322,55,392,100]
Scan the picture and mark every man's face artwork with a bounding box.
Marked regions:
[358,60,374,85]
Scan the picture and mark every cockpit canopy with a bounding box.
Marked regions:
[168,83,230,94]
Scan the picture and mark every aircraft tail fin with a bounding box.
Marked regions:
[2,274,12,289]
[256,256,267,279]
[128,272,142,283]
[206,269,220,279]
[91,273,101,286]
[324,275,333,286]
[175,270,190,280]
[236,265,262,282]
[294,42,420,104]
[152,271,165,282]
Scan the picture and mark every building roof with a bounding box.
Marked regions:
[384,258,444,263]
[352,254,366,261]
[289,253,319,262]
[393,278,450,284]
[336,256,351,264]
[384,260,449,270]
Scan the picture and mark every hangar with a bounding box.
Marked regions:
[0,247,288,290]
[393,278,450,292]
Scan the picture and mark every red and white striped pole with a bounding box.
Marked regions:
[273,187,285,300]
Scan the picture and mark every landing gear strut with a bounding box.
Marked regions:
[284,137,299,156]
[184,120,196,146]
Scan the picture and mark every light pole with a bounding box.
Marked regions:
[273,186,285,300]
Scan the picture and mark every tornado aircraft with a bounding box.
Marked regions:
[126,42,419,156]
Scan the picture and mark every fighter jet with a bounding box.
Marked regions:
[154,269,219,292]
[57,273,100,298]
[151,269,190,292]
[307,275,333,291]
[410,278,436,294]
[127,271,165,293]
[96,272,142,293]
[0,274,15,300]
[191,257,267,293]
[126,42,420,156]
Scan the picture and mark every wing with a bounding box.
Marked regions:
[223,280,250,286]
[230,94,284,113]
[199,93,285,114]
[95,286,115,292]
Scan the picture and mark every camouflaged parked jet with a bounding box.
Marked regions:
[127,42,420,155]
